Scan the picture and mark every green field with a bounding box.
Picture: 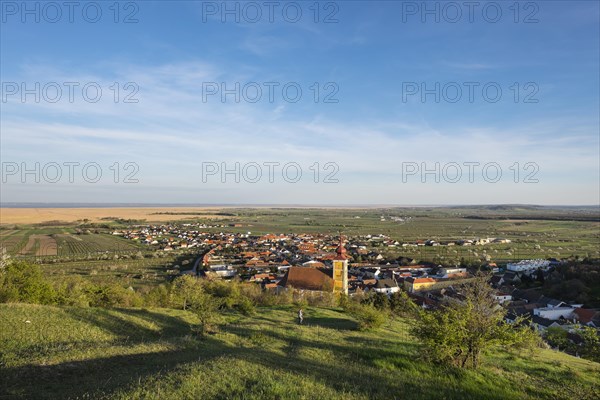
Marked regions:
[0,303,598,399]
[201,207,600,262]
[54,234,142,256]
[39,256,195,290]
[0,229,142,258]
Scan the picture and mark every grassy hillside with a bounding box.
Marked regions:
[1,304,598,399]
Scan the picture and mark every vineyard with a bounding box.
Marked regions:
[0,230,32,255]
[53,234,142,256]
[0,230,143,257]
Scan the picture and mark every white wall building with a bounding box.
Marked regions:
[507,259,550,273]
[533,307,574,321]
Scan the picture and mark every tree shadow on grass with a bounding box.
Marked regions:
[67,308,188,342]
[215,325,520,400]
[3,310,591,400]
[304,316,358,331]
[0,346,208,399]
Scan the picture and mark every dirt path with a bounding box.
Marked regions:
[18,235,57,256]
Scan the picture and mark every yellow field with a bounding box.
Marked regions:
[0,207,228,225]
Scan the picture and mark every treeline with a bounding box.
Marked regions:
[542,262,600,307]
[0,260,352,311]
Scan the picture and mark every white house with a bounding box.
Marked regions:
[494,292,512,304]
[533,306,575,321]
[439,267,467,277]
[209,264,237,278]
[507,259,550,273]
[372,278,400,295]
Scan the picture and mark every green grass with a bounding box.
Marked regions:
[1,304,598,399]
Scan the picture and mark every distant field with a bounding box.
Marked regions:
[0,207,229,225]
[1,304,598,400]
[53,233,142,256]
[0,230,143,257]
[1,206,599,264]
[205,208,600,261]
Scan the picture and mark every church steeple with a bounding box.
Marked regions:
[335,235,348,260]
[333,233,349,294]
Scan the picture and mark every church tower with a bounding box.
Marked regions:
[332,235,349,294]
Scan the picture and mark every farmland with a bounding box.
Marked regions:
[0,229,143,258]
[39,256,196,290]
[53,233,142,256]
[1,205,598,289]
[0,207,230,225]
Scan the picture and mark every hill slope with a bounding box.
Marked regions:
[0,304,598,399]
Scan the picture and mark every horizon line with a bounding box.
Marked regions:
[1,202,599,209]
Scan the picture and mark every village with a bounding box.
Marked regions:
[113,223,600,339]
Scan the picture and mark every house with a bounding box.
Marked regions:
[532,315,561,331]
[513,288,542,304]
[209,264,237,278]
[372,278,400,295]
[507,259,550,273]
[439,267,467,278]
[490,275,504,287]
[302,260,326,268]
[404,277,437,293]
[494,291,512,304]
[538,296,566,309]
[533,306,575,321]
[573,308,600,327]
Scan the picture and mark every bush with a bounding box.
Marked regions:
[170,275,205,310]
[350,304,387,331]
[338,294,351,311]
[203,280,240,309]
[0,261,56,304]
[54,276,92,307]
[235,296,256,316]
[144,284,171,308]
[86,284,143,308]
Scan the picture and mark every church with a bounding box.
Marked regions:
[277,236,349,295]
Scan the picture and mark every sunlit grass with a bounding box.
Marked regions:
[1,303,598,399]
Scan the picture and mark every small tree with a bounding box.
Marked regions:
[544,327,572,352]
[190,290,222,337]
[577,326,600,362]
[349,303,388,331]
[412,274,538,368]
[171,275,203,310]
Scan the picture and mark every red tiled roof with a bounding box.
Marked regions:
[408,277,436,284]
[574,308,598,323]
[279,267,334,291]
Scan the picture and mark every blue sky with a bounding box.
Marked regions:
[1,1,599,205]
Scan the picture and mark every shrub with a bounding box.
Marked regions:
[204,280,240,309]
[54,276,92,307]
[350,304,387,331]
[338,293,351,311]
[86,284,143,308]
[0,261,56,304]
[235,296,256,316]
[144,284,171,308]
